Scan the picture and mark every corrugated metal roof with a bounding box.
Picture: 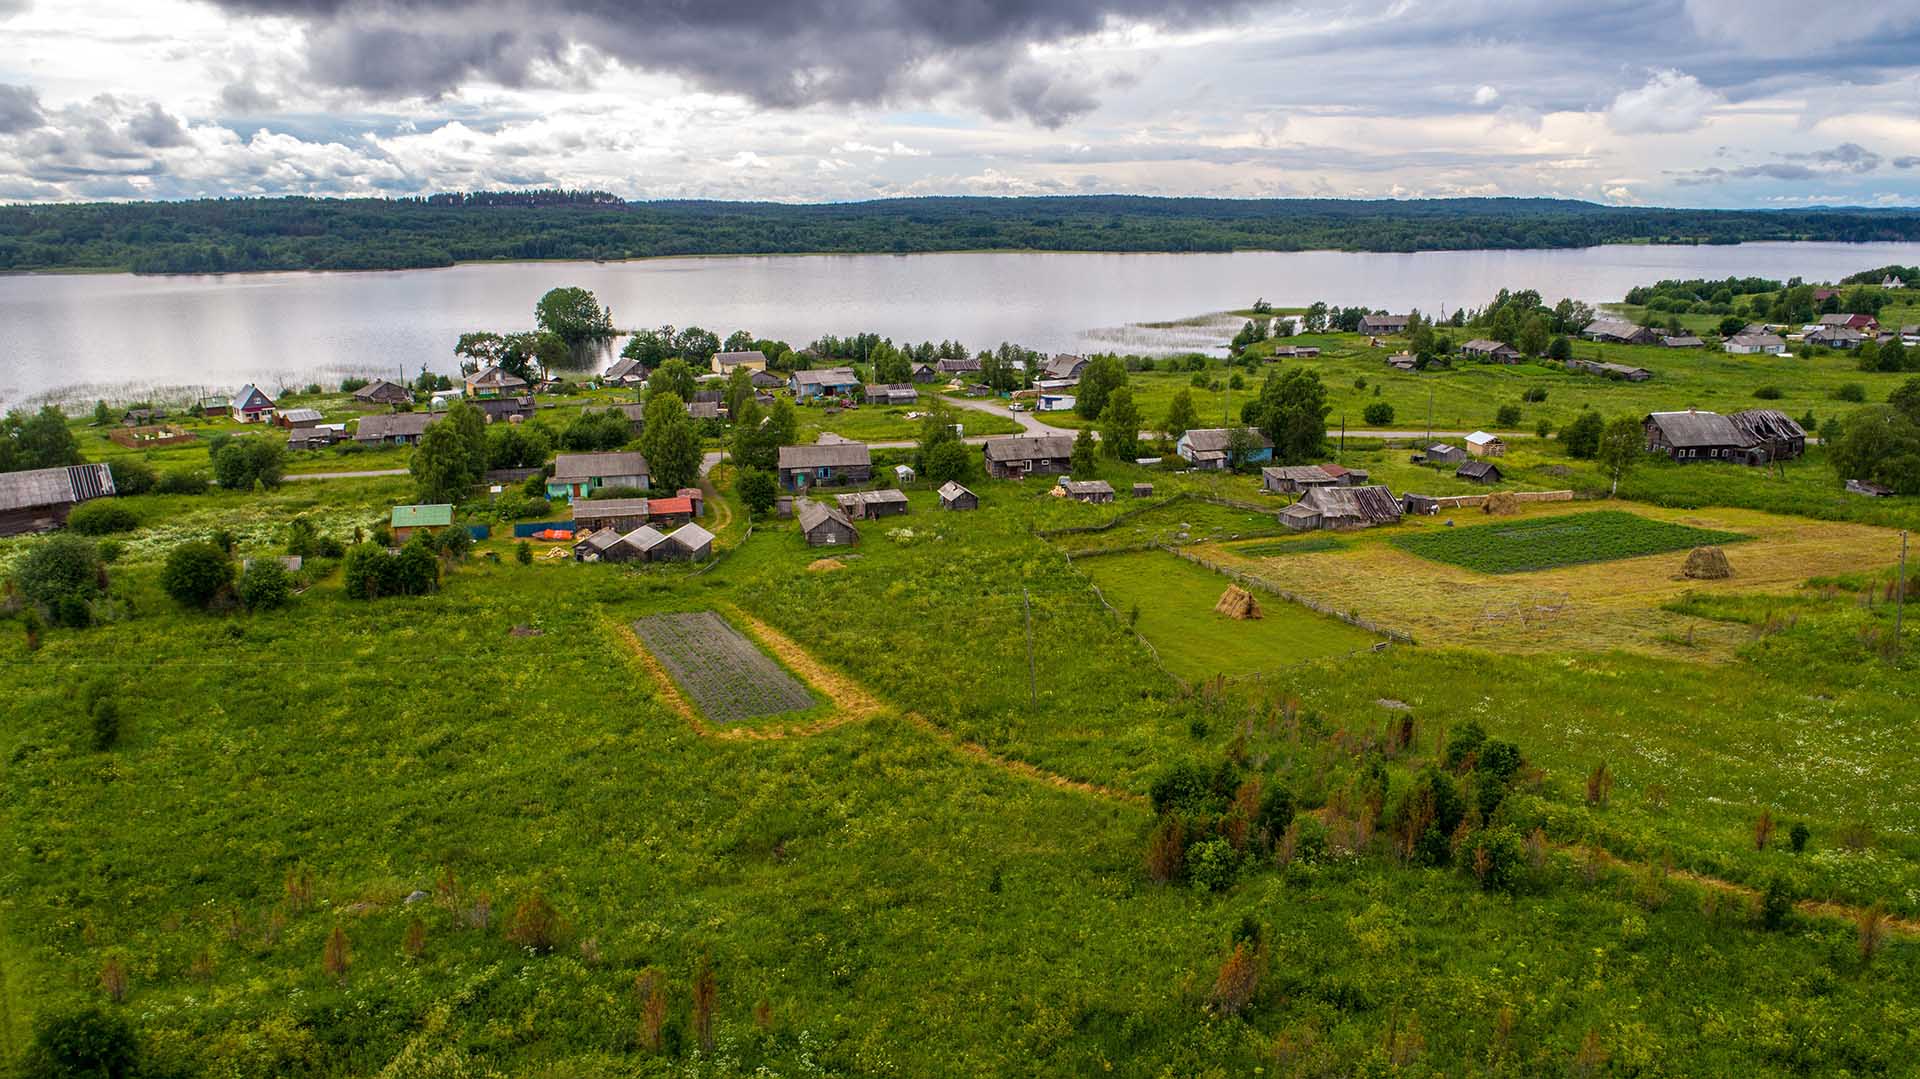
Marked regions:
[552,452,650,481]
[777,442,871,469]
[391,504,454,528]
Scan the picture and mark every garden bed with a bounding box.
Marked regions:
[630,610,816,723]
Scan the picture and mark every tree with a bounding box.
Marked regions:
[237,559,291,611]
[1363,402,1394,425]
[924,439,972,485]
[1559,410,1604,459]
[1518,312,1551,356]
[14,533,101,626]
[1304,301,1329,333]
[161,540,234,609]
[1595,415,1644,495]
[454,331,507,369]
[20,1006,140,1079]
[1827,403,1920,494]
[1070,425,1099,478]
[871,341,911,384]
[736,467,778,516]
[651,359,698,404]
[1251,367,1330,465]
[1100,386,1142,460]
[534,286,614,344]
[487,422,552,470]
[500,331,569,382]
[675,326,720,364]
[917,399,961,464]
[558,408,630,452]
[621,326,677,369]
[212,437,286,490]
[1163,388,1199,443]
[638,392,701,491]
[723,366,754,421]
[1074,355,1128,420]
[411,422,479,505]
[1546,335,1572,361]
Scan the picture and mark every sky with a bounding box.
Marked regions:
[1,0,1919,208]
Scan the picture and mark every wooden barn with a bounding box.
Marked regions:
[937,481,979,510]
[1456,460,1503,484]
[797,498,859,547]
[0,463,117,537]
[836,489,909,519]
[1060,479,1115,504]
[1278,484,1402,532]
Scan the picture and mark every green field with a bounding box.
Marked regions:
[4,425,1920,1074]
[1076,549,1384,679]
[1044,495,1283,554]
[1390,510,1749,573]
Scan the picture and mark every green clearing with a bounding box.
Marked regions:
[2,442,1920,1074]
[1225,534,1345,558]
[1076,549,1384,679]
[1389,510,1750,574]
[1045,495,1283,554]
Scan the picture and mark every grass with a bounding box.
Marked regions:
[1075,549,1383,680]
[1045,495,1283,554]
[1389,509,1750,574]
[3,444,1920,1073]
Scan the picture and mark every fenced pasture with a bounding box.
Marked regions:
[631,611,816,724]
[1044,494,1283,555]
[1202,503,1910,658]
[1390,509,1749,574]
[1076,549,1383,682]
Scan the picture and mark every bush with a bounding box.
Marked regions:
[212,437,286,490]
[237,560,292,611]
[109,458,155,496]
[1187,837,1240,893]
[95,540,124,564]
[65,500,138,535]
[1362,402,1394,425]
[14,534,101,626]
[1833,383,1867,402]
[20,1006,140,1079]
[1521,386,1548,403]
[1256,785,1294,839]
[1464,827,1525,892]
[1761,875,1793,930]
[1559,411,1604,459]
[434,527,473,560]
[516,540,533,565]
[89,695,121,751]
[1494,404,1522,426]
[153,468,208,495]
[1444,720,1487,770]
[1753,385,1783,400]
[589,485,648,500]
[494,493,553,521]
[736,468,779,515]
[1789,821,1810,853]
[161,541,234,609]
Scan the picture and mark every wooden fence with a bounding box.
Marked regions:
[1164,545,1416,644]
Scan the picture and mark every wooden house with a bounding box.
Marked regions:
[354,411,437,445]
[1581,320,1658,345]
[276,407,324,429]
[0,463,116,537]
[1724,333,1786,355]
[1060,479,1115,504]
[474,396,536,423]
[1176,427,1273,469]
[573,529,628,563]
[867,384,919,406]
[836,489,909,519]
[1568,358,1652,380]
[910,363,941,384]
[937,356,983,377]
[1819,313,1878,333]
[711,350,767,375]
[602,357,647,385]
[1358,313,1410,335]
[687,400,724,421]
[231,384,277,422]
[790,367,861,400]
[1456,460,1502,484]
[352,379,413,406]
[197,395,232,418]
[1279,484,1401,532]
[1132,482,1154,498]
[938,481,979,510]
[1643,409,1805,465]
[797,498,859,546]
[1465,431,1505,457]
[287,426,343,450]
[1660,335,1704,349]
[615,402,647,435]
[547,452,650,501]
[1807,325,1864,349]
[777,441,872,491]
[1460,339,1522,363]
[1262,464,1336,494]
[390,503,453,543]
[750,369,785,389]
[1042,354,1088,381]
[570,497,656,534]
[983,435,1073,479]
[465,366,528,399]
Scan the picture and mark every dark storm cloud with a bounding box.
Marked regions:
[128,103,190,147]
[202,0,1249,124]
[0,83,43,133]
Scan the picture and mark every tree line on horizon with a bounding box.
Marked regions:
[5,194,1920,274]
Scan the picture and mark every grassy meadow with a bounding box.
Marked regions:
[3,424,1920,1075]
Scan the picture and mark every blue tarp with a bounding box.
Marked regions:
[466,525,491,540]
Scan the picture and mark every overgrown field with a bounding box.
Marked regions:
[2,459,1918,1076]
[1074,550,1383,681]
[1389,510,1749,574]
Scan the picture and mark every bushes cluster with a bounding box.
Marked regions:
[13,533,104,628]
[108,458,155,495]
[161,541,235,609]
[342,537,441,599]
[237,559,291,611]
[1144,760,1295,892]
[153,468,208,495]
[65,500,138,535]
[209,434,286,490]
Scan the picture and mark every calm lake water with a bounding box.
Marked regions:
[5,241,1920,408]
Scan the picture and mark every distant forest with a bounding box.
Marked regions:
[5,190,1920,275]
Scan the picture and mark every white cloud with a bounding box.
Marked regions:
[1607,70,1719,134]
[1472,85,1499,106]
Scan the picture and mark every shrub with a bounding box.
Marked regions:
[212,437,286,490]
[161,541,234,609]
[1207,937,1266,1016]
[1521,386,1548,403]
[1477,740,1522,782]
[1494,404,1522,426]
[95,540,124,564]
[20,1006,140,1079]
[1256,784,1295,839]
[589,485,648,500]
[1187,837,1239,892]
[108,458,155,496]
[1559,411,1604,459]
[506,891,567,953]
[14,534,101,626]
[516,540,533,565]
[923,440,972,486]
[1546,336,1571,360]
[1144,816,1186,883]
[1444,720,1487,770]
[1789,821,1810,853]
[1760,875,1793,930]
[237,560,292,611]
[737,467,780,515]
[65,501,139,535]
[1833,383,1866,403]
[1753,385,1783,400]
[1464,826,1524,892]
[434,527,473,560]
[1362,402,1395,425]
[153,469,208,495]
[494,493,553,521]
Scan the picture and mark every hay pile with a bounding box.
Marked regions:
[1679,546,1733,580]
[1214,585,1263,620]
[807,557,847,573]
[1483,491,1520,516]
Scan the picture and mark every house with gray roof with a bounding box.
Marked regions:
[982,434,1073,479]
[797,497,859,546]
[1643,408,1804,465]
[0,463,116,537]
[777,441,872,491]
[789,367,861,400]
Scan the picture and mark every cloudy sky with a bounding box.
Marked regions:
[2,0,1919,207]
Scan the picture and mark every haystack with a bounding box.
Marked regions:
[1679,546,1733,580]
[806,557,847,573]
[1214,585,1263,620]
[1483,491,1520,516]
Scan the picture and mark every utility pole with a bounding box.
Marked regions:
[1897,531,1909,656]
[1023,587,1037,705]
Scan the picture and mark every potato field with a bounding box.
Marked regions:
[1389,509,1749,573]
[631,610,816,723]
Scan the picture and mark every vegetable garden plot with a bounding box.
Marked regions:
[631,611,816,724]
[1388,510,1749,574]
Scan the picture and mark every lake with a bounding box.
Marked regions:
[4,241,1919,408]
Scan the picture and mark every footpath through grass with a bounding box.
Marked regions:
[1390,509,1750,574]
